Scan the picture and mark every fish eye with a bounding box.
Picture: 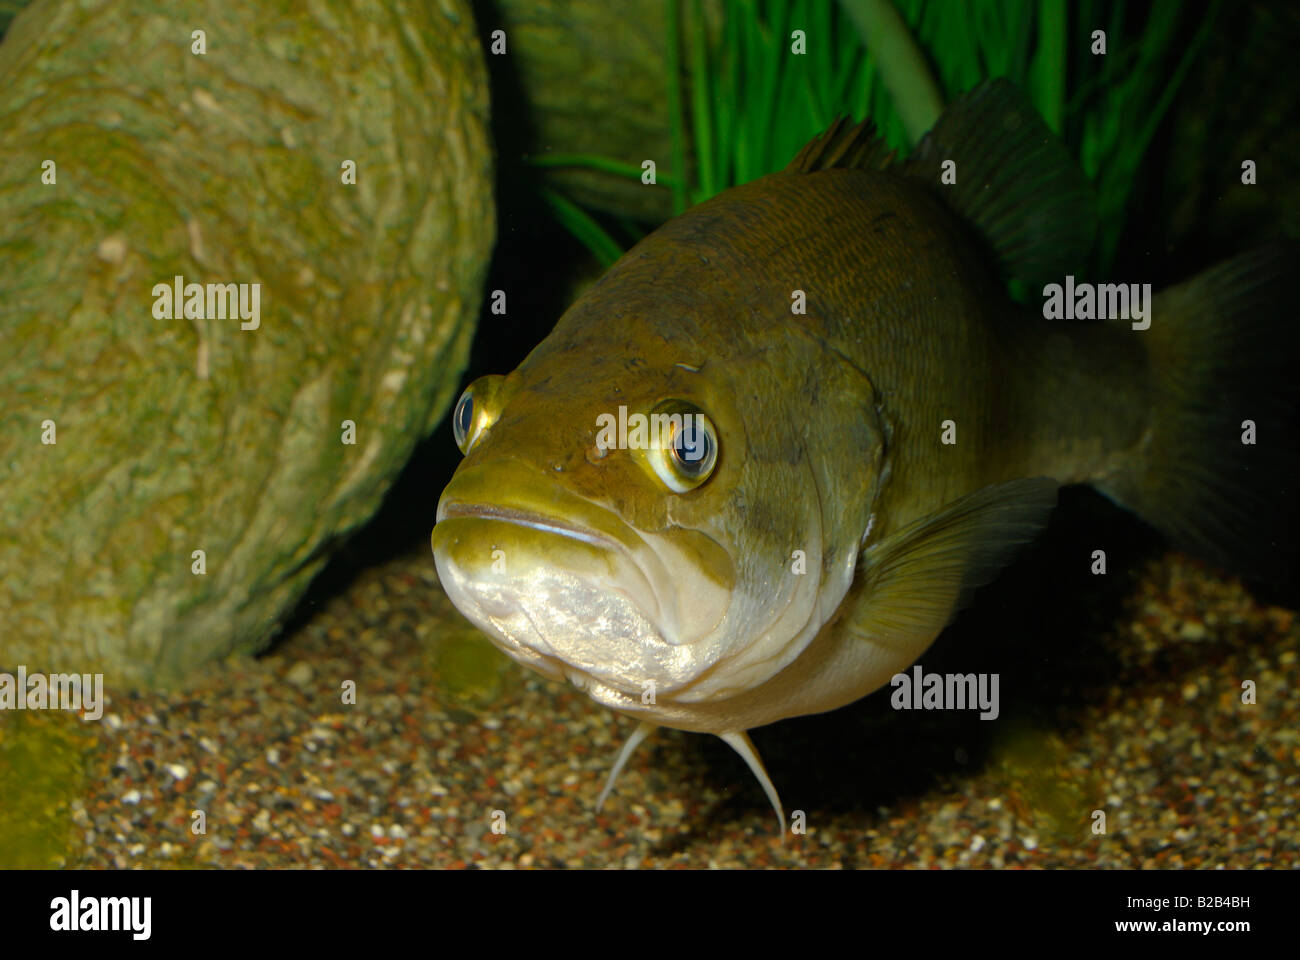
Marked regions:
[452,391,474,451]
[671,419,715,475]
[645,400,719,493]
[451,376,504,455]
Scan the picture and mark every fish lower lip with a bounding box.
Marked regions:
[438,502,614,550]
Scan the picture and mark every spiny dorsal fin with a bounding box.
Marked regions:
[785,116,896,174]
[902,78,1097,289]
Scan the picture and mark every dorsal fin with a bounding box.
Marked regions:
[785,116,896,174]
[902,78,1098,288]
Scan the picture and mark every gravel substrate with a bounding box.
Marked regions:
[2,532,1295,869]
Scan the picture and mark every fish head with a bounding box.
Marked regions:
[431,285,883,733]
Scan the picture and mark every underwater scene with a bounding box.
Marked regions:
[0,0,1296,880]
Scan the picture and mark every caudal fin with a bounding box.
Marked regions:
[1096,244,1299,587]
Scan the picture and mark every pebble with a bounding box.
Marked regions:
[286,662,315,688]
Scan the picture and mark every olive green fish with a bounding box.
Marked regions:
[432,80,1296,830]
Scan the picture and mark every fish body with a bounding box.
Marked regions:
[432,81,1295,825]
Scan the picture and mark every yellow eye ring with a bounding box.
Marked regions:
[643,399,719,492]
[451,375,505,455]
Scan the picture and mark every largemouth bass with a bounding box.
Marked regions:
[431,80,1295,830]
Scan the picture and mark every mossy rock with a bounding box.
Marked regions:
[0,711,94,868]
[0,0,494,684]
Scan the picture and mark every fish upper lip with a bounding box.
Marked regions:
[437,501,618,551]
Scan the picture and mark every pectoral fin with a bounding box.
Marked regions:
[852,477,1059,652]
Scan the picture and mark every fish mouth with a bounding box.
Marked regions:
[431,458,735,699]
[437,501,617,552]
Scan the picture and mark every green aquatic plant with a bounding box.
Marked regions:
[537,0,1218,277]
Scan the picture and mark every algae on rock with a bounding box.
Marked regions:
[0,0,494,683]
